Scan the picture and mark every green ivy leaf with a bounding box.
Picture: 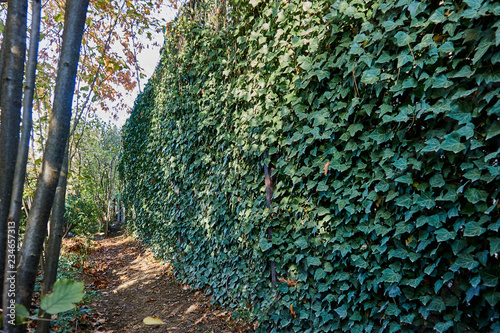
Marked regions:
[382,268,402,283]
[434,321,453,332]
[463,222,486,237]
[40,279,84,314]
[440,135,465,153]
[335,304,348,319]
[464,188,488,204]
[259,238,272,251]
[454,253,479,270]
[489,237,500,253]
[486,121,500,139]
[430,174,445,187]
[435,228,456,242]
[480,271,499,287]
[473,39,492,64]
[395,194,412,208]
[421,138,441,152]
[361,68,381,84]
[484,292,500,306]
[295,237,308,250]
[415,193,436,209]
[395,174,413,185]
[307,256,322,266]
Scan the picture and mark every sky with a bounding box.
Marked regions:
[97,4,177,128]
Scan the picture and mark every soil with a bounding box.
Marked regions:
[68,233,253,333]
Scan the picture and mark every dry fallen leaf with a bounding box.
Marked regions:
[323,161,331,176]
[143,316,166,325]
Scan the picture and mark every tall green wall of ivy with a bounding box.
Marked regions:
[120,0,500,331]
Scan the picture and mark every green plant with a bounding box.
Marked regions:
[1,279,84,328]
[120,0,500,331]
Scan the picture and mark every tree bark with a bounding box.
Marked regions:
[0,0,27,302]
[15,1,89,332]
[2,0,39,331]
[35,148,68,333]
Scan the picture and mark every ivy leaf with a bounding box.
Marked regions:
[486,121,500,139]
[295,237,308,250]
[473,39,492,64]
[480,271,499,287]
[435,228,456,242]
[40,279,84,314]
[415,193,436,209]
[421,138,441,152]
[463,168,481,181]
[430,174,445,187]
[429,8,447,23]
[427,297,446,311]
[464,188,488,204]
[361,68,381,84]
[484,292,500,306]
[259,238,272,251]
[448,109,472,124]
[454,253,479,270]
[395,194,412,208]
[382,268,402,283]
[489,237,500,253]
[465,0,483,9]
[395,174,413,185]
[434,321,453,332]
[393,158,408,170]
[307,256,322,266]
[317,181,329,192]
[335,304,348,319]
[463,222,486,237]
[440,135,465,153]
[394,31,410,46]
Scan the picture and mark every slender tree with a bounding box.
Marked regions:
[15,2,89,333]
[2,0,40,330]
[0,0,28,299]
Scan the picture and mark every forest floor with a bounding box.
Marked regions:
[63,233,252,333]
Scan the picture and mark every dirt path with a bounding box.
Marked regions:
[79,234,251,333]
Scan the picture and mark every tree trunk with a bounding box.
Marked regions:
[0,0,28,303]
[14,1,89,332]
[36,148,68,333]
[2,0,40,331]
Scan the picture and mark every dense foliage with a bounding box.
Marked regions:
[120,0,500,331]
[67,119,121,235]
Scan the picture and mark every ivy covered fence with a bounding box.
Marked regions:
[119,0,500,332]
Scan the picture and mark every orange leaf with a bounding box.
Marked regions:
[289,304,297,319]
[323,161,331,176]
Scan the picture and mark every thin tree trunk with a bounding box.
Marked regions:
[0,0,28,303]
[15,2,89,332]
[2,1,40,331]
[36,148,68,333]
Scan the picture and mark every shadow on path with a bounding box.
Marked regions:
[83,233,251,333]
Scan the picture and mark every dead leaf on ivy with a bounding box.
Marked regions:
[289,303,297,319]
[323,161,331,176]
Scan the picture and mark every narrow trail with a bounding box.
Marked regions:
[79,234,250,333]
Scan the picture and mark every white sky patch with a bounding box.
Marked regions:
[97,4,176,128]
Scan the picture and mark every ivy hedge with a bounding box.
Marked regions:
[120,0,500,332]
